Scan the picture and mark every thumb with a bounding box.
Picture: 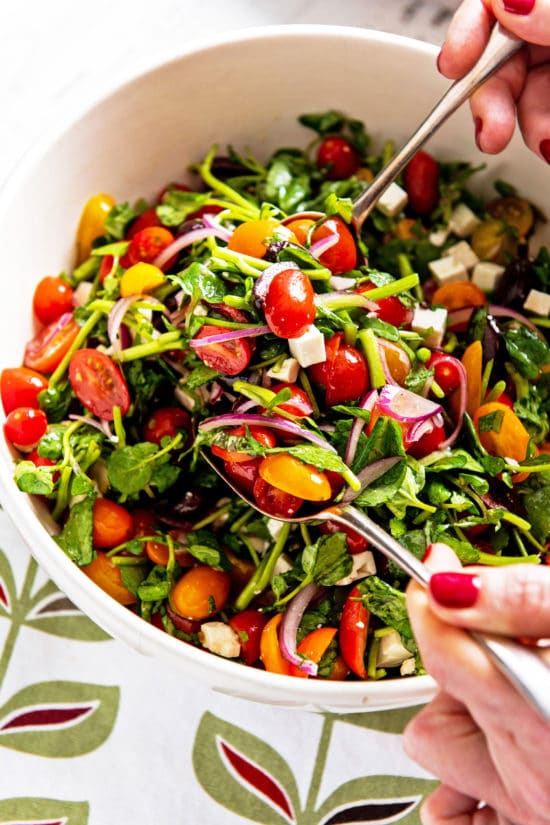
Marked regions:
[490,0,550,47]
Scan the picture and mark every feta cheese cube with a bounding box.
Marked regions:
[472,261,505,292]
[376,182,408,217]
[198,623,241,658]
[428,228,449,247]
[273,553,294,576]
[376,630,411,668]
[266,357,300,383]
[449,203,481,237]
[411,306,447,348]
[336,550,377,586]
[288,325,326,367]
[523,288,550,317]
[444,240,479,271]
[266,518,286,541]
[428,256,468,286]
[400,657,416,676]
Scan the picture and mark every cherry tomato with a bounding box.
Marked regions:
[259,454,331,501]
[82,551,136,605]
[92,498,134,549]
[319,520,368,555]
[308,332,369,406]
[119,262,166,297]
[407,422,446,458]
[316,136,362,180]
[357,282,413,328]
[227,218,285,259]
[229,609,268,666]
[192,325,252,376]
[24,313,81,374]
[339,586,369,678]
[126,207,162,239]
[270,382,313,417]
[211,425,276,463]
[99,255,116,283]
[487,196,534,238]
[402,150,439,215]
[253,476,304,518]
[223,457,261,496]
[170,565,231,620]
[470,219,517,264]
[76,193,116,263]
[33,276,74,325]
[3,407,48,451]
[1,367,49,414]
[284,217,315,246]
[143,406,192,446]
[264,268,315,339]
[310,216,357,274]
[426,352,463,394]
[290,627,338,678]
[127,226,175,266]
[68,349,130,421]
[473,401,530,463]
[259,614,292,675]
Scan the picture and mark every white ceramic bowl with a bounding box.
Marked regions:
[0,25,546,712]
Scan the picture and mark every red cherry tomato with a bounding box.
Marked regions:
[127,226,175,266]
[143,406,192,446]
[92,498,134,549]
[211,425,276,463]
[252,476,304,518]
[223,457,262,497]
[68,349,130,420]
[33,276,74,325]
[426,352,463,394]
[4,407,48,451]
[402,150,440,215]
[228,609,268,666]
[319,520,369,555]
[406,422,446,458]
[270,383,313,417]
[311,216,357,275]
[192,325,252,376]
[263,268,315,339]
[126,207,162,240]
[24,313,81,374]
[316,136,362,180]
[1,367,49,414]
[339,586,369,679]
[99,255,116,283]
[357,282,413,328]
[308,332,369,406]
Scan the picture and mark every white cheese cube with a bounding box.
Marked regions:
[400,657,416,676]
[428,228,449,247]
[266,357,300,383]
[273,553,294,576]
[411,306,447,348]
[266,518,286,541]
[444,240,479,271]
[198,623,241,658]
[288,325,326,367]
[449,203,481,237]
[336,550,377,586]
[376,182,409,217]
[472,261,505,292]
[428,256,468,286]
[376,630,411,668]
[523,289,550,317]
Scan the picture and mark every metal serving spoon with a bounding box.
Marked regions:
[204,452,550,720]
[351,22,523,229]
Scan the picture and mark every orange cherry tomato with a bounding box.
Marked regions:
[170,565,231,620]
[473,402,531,463]
[92,498,134,549]
[227,218,285,259]
[259,614,292,675]
[258,453,332,501]
[290,627,338,678]
[284,218,315,246]
[68,349,130,421]
[327,655,351,681]
[1,367,49,414]
[23,313,81,374]
[33,276,74,325]
[82,551,137,605]
[76,193,116,263]
[461,340,483,418]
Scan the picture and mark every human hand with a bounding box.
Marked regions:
[403,542,550,824]
[439,0,550,160]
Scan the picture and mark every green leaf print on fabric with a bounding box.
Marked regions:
[0,796,89,824]
[0,548,16,619]
[24,579,110,642]
[326,705,426,735]
[315,776,438,825]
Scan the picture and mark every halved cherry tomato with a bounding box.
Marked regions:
[99,255,116,283]
[253,476,304,518]
[319,520,368,555]
[211,425,276,463]
[68,349,130,421]
[223,457,261,497]
[143,406,192,446]
[357,281,413,328]
[284,217,315,246]
[431,281,486,312]
[402,150,439,215]
[127,226,175,266]
[33,276,74,325]
[406,422,446,458]
[427,352,463,394]
[3,407,48,451]
[308,332,368,406]
[290,627,338,678]
[259,453,331,501]
[316,136,362,180]
[76,193,116,263]
[119,262,166,297]
[192,325,252,376]
[227,218,285,259]
[82,551,137,605]
[92,498,134,549]
[1,367,49,414]
[228,609,268,666]
[24,313,81,374]
[270,382,313,417]
[126,207,162,239]
[310,216,357,274]
[473,401,531,463]
[264,268,315,339]
[339,586,369,678]
[170,565,231,620]
[259,614,292,675]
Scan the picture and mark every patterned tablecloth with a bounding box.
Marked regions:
[0,1,459,822]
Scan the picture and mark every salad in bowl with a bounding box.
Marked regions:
[3,108,550,688]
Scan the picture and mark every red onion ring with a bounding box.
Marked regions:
[344,390,378,466]
[342,455,404,503]
[190,325,270,348]
[279,582,322,675]
[309,233,339,259]
[377,385,442,423]
[198,413,337,453]
[153,226,226,270]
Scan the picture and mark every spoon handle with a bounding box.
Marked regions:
[351,23,523,229]
[323,503,550,723]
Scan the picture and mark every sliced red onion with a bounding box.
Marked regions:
[107,296,139,354]
[25,312,73,359]
[488,304,539,332]
[190,325,270,348]
[153,226,224,270]
[281,210,325,226]
[69,414,115,439]
[344,390,378,466]
[447,306,474,329]
[200,212,233,243]
[209,381,225,403]
[377,385,442,423]
[253,261,300,309]
[343,456,403,503]
[279,582,322,675]
[408,412,445,442]
[309,233,339,259]
[377,340,412,387]
[199,413,337,452]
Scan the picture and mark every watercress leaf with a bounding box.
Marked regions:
[187,544,232,572]
[14,461,55,496]
[298,110,346,136]
[523,486,550,543]
[105,203,136,240]
[120,563,150,596]
[357,575,414,640]
[137,564,172,601]
[38,382,73,422]
[54,493,96,566]
[306,533,352,586]
[107,442,159,496]
[170,261,226,303]
[150,462,180,494]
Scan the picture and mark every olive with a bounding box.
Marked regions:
[487,196,534,238]
[471,219,518,263]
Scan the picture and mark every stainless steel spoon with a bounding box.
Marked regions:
[203,452,550,721]
[352,23,523,229]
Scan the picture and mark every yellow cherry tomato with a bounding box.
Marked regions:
[170,565,231,620]
[258,453,331,501]
[82,551,137,605]
[284,218,315,246]
[76,193,116,263]
[473,402,531,463]
[119,262,166,297]
[227,218,290,259]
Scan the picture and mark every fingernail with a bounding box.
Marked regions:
[429,572,481,608]
[540,139,550,164]
[475,117,483,151]
[421,544,433,563]
[503,0,535,13]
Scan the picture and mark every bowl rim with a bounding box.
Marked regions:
[0,23,438,708]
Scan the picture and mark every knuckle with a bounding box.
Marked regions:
[499,566,550,617]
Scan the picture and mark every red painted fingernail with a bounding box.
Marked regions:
[475,117,483,150]
[540,139,550,164]
[503,0,535,13]
[429,572,481,608]
[422,544,434,563]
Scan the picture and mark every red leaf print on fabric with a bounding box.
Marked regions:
[0,579,9,610]
[0,703,96,731]
[220,739,295,822]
